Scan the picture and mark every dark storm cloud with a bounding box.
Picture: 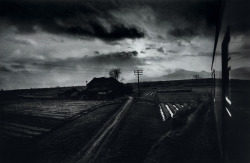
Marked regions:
[5,50,141,72]
[167,50,178,53]
[176,41,187,47]
[198,52,212,57]
[5,38,35,45]
[87,51,139,64]
[59,23,144,41]
[0,0,144,41]
[232,52,250,60]
[168,27,198,38]
[145,44,157,50]
[148,0,219,37]
[224,0,250,34]
[11,64,25,69]
[94,51,100,55]
[0,0,220,40]
[50,37,64,43]
[0,66,12,73]
[182,52,211,57]
[157,47,166,54]
[157,35,165,40]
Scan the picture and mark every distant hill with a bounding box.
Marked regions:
[143,69,211,82]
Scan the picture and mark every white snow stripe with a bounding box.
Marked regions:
[159,105,166,121]
[226,107,232,117]
[225,96,232,105]
[165,104,174,118]
[173,104,179,111]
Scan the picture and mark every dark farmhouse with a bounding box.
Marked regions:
[56,77,132,100]
[84,77,128,100]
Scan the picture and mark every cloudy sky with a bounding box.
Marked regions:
[0,0,249,89]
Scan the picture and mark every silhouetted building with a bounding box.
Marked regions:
[84,77,125,100]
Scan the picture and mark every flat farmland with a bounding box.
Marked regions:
[0,100,104,139]
[0,98,126,162]
[157,86,211,103]
[28,102,126,163]
[1,100,103,120]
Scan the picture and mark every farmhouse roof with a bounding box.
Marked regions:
[86,77,123,90]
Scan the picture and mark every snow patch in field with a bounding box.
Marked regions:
[165,104,174,118]
[226,107,232,117]
[159,105,165,121]
[173,104,179,111]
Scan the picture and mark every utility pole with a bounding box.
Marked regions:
[134,70,143,94]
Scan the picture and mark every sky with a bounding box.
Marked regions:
[0,0,249,89]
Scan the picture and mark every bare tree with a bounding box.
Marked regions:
[109,68,121,80]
